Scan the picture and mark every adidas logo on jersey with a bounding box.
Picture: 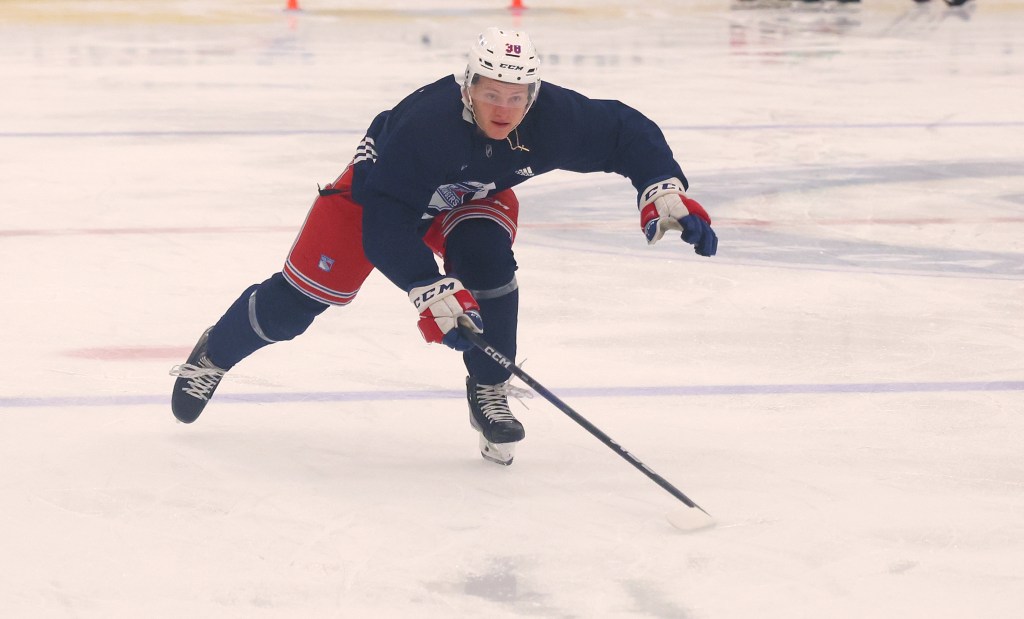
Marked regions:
[514,166,535,177]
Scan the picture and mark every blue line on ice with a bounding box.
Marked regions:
[3,380,1022,409]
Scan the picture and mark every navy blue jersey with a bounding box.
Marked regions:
[351,75,687,291]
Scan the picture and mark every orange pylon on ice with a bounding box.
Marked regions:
[285,0,300,11]
[509,0,526,10]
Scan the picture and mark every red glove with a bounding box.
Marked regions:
[408,277,483,351]
[639,177,718,256]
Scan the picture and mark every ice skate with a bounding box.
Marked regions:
[467,376,528,465]
[169,327,226,424]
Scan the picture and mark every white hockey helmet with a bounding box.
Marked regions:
[463,28,541,112]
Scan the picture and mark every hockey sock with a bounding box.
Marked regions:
[443,217,521,385]
[206,272,328,369]
[465,285,519,384]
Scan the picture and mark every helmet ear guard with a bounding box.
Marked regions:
[463,27,541,114]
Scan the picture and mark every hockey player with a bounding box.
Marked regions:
[170,28,718,465]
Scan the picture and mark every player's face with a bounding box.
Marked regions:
[468,77,530,140]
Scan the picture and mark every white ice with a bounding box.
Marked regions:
[2,0,1023,617]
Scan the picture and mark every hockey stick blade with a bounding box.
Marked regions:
[458,320,711,518]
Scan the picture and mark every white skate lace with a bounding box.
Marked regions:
[476,381,533,422]
[169,358,225,401]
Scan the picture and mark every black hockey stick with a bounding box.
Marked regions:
[458,322,711,516]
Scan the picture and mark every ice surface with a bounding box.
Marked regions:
[1,1,1022,617]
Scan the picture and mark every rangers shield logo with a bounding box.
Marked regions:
[427,181,497,216]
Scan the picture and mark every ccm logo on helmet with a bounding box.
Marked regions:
[500,63,525,71]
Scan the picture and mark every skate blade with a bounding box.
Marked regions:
[479,435,516,466]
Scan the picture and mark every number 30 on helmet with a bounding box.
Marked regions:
[464,27,542,110]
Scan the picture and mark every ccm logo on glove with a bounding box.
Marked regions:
[638,177,718,257]
[408,277,483,352]
[412,280,457,308]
